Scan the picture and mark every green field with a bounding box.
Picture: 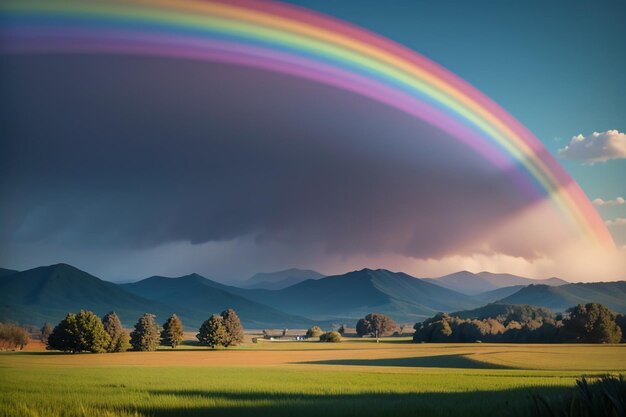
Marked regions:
[0,339,624,417]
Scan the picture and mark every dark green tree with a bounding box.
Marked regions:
[161,314,184,348]
[221,309,244,347]
[616,314,626,342]
[413,313,455,342]
[306,326,323,338]
[102,312,130,352]
[356,313,396,341]
[75,310,111,353]
[431,319,453,342]
[562,303,622,344]
[130,313,160,351]
[47,313,80,352]
[40,322,53,345]
[356,318,370,337]
[197,315,228,348]
[47,310,110,353]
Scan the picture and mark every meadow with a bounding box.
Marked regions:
[0,338,624,417]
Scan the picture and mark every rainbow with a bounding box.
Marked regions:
[0,0,613,248]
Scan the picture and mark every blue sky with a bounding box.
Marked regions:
[286,0,626,210]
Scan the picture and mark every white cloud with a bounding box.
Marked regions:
[593,197,625,206]
[606,218,626,227]
[558,130,626,163]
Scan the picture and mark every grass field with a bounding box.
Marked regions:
[0,338,624,417]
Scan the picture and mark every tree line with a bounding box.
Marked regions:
[43,308,244,353]
[413,303,625,344]
[302,313,399,343]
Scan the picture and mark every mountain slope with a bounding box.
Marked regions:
[451,303,555,321]
[0,267,18,278]
[122,274,314,328]
[497,282,626,313]
[424,271,497,295]
[426,271,568,295]
[476,272,568,287]
[233,269,479,322]
[0,264,179,327]
[243,268,324,290]
[473,285,526,304]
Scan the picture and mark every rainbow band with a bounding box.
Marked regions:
[0,0,613,248]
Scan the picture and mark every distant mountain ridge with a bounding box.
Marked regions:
[0,264,180,327]
[122,273,314,328]
[472,285,526,304]
[243,268,325,290]
[424,271,568,295]
[496,282,626,313]
[231,268,479,322]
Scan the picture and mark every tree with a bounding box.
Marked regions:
[47,310,110,353]
[0,323,30,351]
[161,314,184,348]
[356,313,396,341]
[102,312,130,352]
[197,315,228,348]
[47,313,80,352]
[413,313,454,343]
[319,331,341,343]
[356,318,370,337]
[130,313,160,351]
[306,326,323,338]
[40,322,52,345]
[75,310,111,353]
[432,320,453,342]
[616,314,626,342]
[562,303,622,344]
[221,308,244,347]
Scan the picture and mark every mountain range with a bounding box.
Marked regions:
[423,271,568,295]
[231,269,478,322]
[0,263,624,329]
[241,268,325,290]
[121,274,313,328]
[497,282,626,313]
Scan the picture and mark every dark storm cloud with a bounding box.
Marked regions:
[1,54,546,264]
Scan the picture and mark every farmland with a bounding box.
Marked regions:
[1,338,624,417]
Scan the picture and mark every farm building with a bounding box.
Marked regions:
[262,329,306,341]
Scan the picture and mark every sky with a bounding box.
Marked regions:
[1,0,625,282]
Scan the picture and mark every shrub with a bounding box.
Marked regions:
[0,322,30,351]
[531,375,625,417]
[306,326,323,338]
[319,331,341,343]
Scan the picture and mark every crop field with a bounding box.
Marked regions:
[0,338,624,417]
